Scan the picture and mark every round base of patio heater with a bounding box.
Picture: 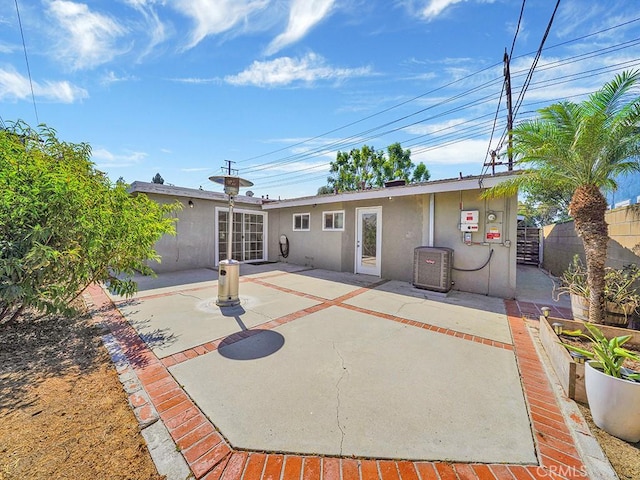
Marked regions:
[216,259,241,307]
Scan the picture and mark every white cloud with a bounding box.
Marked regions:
[122,0,168,59]
[181,167,210,172]
[225,52,372,87]
[92,148,147,167]
[404,118,471,136]
[411,138,488,165]
[47,0,128,70]
[400,0,496,22]
[0,42,17,54]
[0,66,88,102]
[101,71,137,85]
[420,0,466,21]
[171,77,219,84]
[172,0,269,49]
[266,0,336,55]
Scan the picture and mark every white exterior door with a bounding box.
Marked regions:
[355,207,382,276]
[215,208,267,265]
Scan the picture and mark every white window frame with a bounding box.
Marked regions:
[214,207,268,266]
[322,210,345,231]
[292,213,311,231]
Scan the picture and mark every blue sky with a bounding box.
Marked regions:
[1,0,639,200]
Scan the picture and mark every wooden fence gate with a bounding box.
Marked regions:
[517,226,540,265]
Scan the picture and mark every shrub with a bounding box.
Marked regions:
[0,122,178,323]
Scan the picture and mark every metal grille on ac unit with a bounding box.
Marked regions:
[413,247,454,293]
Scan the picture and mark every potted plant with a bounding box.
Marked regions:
[562,323,640,442]
[555,255,590,322]
[603,264,640,326]
[556,256,640,326]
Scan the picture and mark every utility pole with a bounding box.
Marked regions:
[223,159,237,176]
[490,150,498,176]
[504,49,514,171]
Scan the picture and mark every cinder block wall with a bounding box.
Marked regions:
[542,205,640,276]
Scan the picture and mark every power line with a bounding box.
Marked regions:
[14,0,38,125]
[253,63,636,187]
[235,61,503,165]
[211,14,639,191]
[481,0,525,176]
[250,79,621,188]
[512,0,561,122]
[235,13,639,176]
[509,0,527,59]
[240,77,504,174]
[486,0,561,176]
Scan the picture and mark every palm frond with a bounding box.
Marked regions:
[587,69,640,117]
[480,175,525,199]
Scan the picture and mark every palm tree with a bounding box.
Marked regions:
[485,70,640,323]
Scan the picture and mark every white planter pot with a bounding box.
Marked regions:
[585,361,640,442]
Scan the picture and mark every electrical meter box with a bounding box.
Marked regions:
[460,210,479,232]
[485,211,503,243]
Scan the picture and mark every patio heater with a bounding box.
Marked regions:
[209,174,254,306]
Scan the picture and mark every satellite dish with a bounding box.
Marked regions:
[246,190,254,197]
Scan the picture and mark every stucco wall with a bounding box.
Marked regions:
[432,191,517,298]
[144,193,263,273]
[543,205,640,276]
[268,197,428,279]
[268,189,518,298]
[267,203,347,271]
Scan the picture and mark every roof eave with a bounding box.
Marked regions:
[261,172,520,210]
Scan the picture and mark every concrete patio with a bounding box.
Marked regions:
[86,263,606,480]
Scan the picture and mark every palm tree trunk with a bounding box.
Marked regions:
[570,185,609,323]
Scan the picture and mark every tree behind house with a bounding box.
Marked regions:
[0,122,179,323]
[326,143,430,192]
[152,172,164,184]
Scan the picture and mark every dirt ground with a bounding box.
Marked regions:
[0,307,164,480]
[577,403,640,480]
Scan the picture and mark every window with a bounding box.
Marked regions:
[293,213,310,231]
[323,210,344,231]
[216,208,267,264]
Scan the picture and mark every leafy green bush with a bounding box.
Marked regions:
[562,323,640,381]
[0,121,178,322]
[557,255,640,317]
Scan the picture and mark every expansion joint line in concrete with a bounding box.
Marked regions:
[161,278,516,368]
[160,279,391,367]
[87,282,593,480]
[337,302,515,351]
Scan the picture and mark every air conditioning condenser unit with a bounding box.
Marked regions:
[413,247,453,293]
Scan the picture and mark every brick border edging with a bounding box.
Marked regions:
[87,283,590,480]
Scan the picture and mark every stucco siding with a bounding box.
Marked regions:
[433,191,516,298]
[378,196,424,282]
[269,203,346,271]
[144,194,216,272]
[268,189,517,298]
[133,189,263,273]
[131,176,518,298]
